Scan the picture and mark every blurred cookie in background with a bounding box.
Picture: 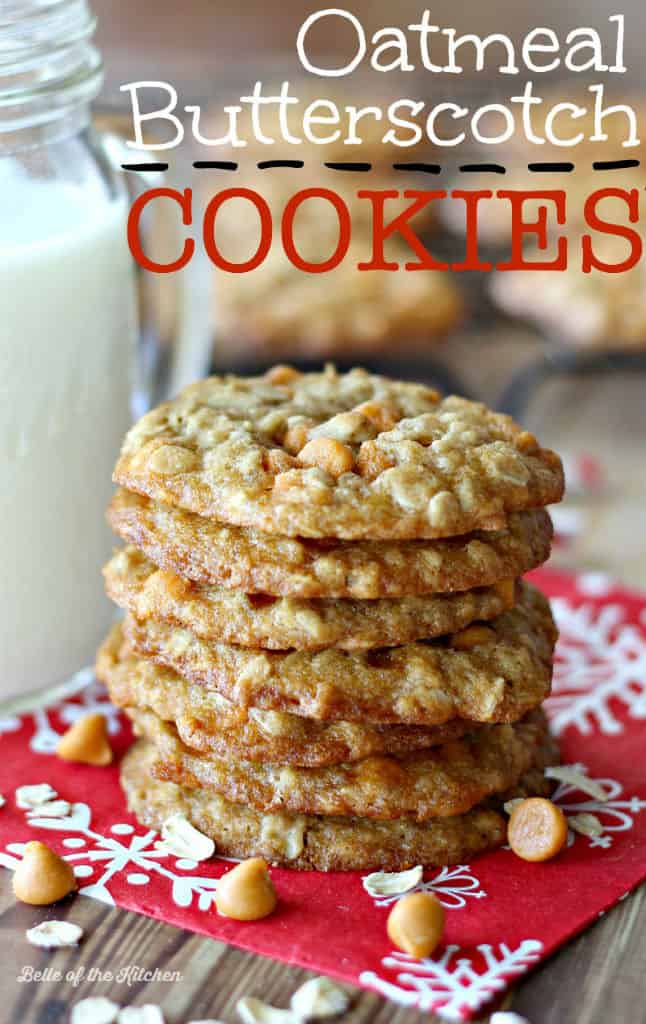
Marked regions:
[213,235,462,363]
[490,234,646,350]
[440,166,646,248]
[199,162,461,364]
[197,85,465,364]
[440,89,645,246]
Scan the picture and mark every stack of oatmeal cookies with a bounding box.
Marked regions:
[98,366,564,871]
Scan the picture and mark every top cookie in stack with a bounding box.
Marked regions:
[100,365,564,871]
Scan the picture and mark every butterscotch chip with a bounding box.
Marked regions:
[387,891,445,958]
[508,798,568,862]
[494,578,516,605]
[120,583,555,726]
[263,449,296,475]
[13,841,77,905]
[120,738,559,871]
[355,444,395,481]
[103,547,516,651]
[98,625,479,767]
[283,422,311,455]
[57,713,112,766]
[354,400,399,433]
[128,707,551,821]
[215,858,277,921]
[516,431,538,454]
[451,624,497,650]
[113,368,563,540]
[264,365,301,386]
[297,437,355,478]
[108,491,553,600]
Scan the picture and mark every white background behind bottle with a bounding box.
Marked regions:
[0,167,136,699]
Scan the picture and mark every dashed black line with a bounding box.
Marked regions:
[392,162,441,174]
[122,159,643,177]
[527,162,574,173]
[459,163,506,174]
[193,160,238,170]
[121,162,168,172]
[323,161,372,172]
[592,159,640,171]
[257,159,304,169]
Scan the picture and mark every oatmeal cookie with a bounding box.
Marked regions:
[122,582,556,726]
[130,706,550,821]
[491,233,646,350]
[104,547,516,650]
[98,625,476,766]
[113,367,564,540]
[442,167,646,247]
[203,161,453,359]
[214,239,462,361]
[108,490,552,599]
[121,738,558,871]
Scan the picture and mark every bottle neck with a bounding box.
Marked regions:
[0,0,102,154]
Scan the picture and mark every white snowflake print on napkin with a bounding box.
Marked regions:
[0,801,219,911]
[29,679,123,755]
[548,597,646,736]
[364,865,487,910]
[551,764,646,850]
[360,940,543,1021]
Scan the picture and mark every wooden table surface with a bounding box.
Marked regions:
[1,352,645,1024]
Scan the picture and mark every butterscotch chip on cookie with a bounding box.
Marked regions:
[113,367,564,540]
[122,582,555,726]
[121,738,559,871]
[108,490,553,599]
[98,625,477,767]
[104,546,516,651]
[128,706,551,821]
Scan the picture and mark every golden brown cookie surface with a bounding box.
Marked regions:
[130,706,550,822]
[122,582,556,726]
[113,367,564,540]
[104,546,516,650]
[108,490,553,599]
[121,738,558,871]
[98,624,477,767]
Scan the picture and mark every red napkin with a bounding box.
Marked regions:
[1,567,645,1020]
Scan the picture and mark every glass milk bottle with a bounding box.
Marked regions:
[0,0,137,700]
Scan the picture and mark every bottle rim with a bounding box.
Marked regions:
[0,0,103,129]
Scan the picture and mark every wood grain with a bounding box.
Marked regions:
[1,875,644,1023]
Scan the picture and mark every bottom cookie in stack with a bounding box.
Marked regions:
[99,599,559,872]
[120,731,557,873]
